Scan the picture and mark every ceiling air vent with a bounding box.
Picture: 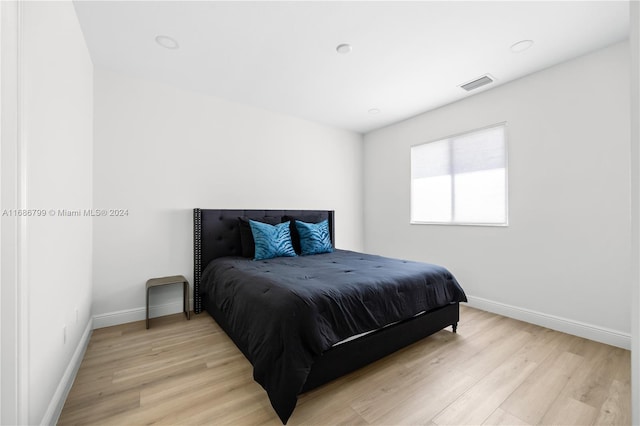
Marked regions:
[460,74,494,92]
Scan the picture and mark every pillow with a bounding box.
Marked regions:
[283,213,327,254]
[249,220,297,260]
[238,216,280,258]
[295,219,334,256]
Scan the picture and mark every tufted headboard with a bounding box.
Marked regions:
[193,209,335,314]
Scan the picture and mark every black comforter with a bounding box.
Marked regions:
[201,249,466,423]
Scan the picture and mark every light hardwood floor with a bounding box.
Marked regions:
[59,305,630,425]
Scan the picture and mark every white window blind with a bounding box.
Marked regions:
[411,124,507,225]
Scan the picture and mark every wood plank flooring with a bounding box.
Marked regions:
[58,306,631,425]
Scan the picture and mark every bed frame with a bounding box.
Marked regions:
[193,208,459,393]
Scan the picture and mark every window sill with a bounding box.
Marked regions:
[410,221,508,227]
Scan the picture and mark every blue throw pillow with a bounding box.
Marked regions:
[295,219,333,256]
[249,220,297,260]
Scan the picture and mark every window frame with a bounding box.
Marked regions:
[410,122,509,227]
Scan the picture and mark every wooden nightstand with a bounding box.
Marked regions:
[146,275,191,329]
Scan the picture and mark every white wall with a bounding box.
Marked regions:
[364,42,631,347]
[22,2,94,424]
[1,2,22,423]
[92,68,363,323]
[629,1,639,422]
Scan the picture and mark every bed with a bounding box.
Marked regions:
[193,209,466,423]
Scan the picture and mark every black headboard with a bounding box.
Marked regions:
[193,209,335,314]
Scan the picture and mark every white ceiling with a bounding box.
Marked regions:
[73,1,629,134]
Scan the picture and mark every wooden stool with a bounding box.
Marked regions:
[146,275,190,329]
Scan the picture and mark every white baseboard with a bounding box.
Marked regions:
[92,295,631,349]
[40,318,93,426]
[92,301,189,329]
[466,295,631,350]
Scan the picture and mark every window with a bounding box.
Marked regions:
[411,123,507,225]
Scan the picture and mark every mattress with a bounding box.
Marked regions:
[200,249,467,423]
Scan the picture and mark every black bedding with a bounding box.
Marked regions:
[201,249,467,423]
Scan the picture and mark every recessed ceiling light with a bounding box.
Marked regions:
[336,43,352,54]
[510,39,534,53]
[368,108,380,115]
[155,35,179,50]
